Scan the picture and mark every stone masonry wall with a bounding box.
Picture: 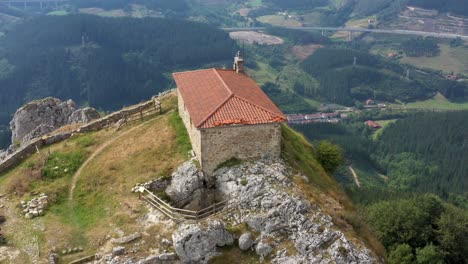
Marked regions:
[177,90,201,159]
[200,123,282,175]
[0,91,171,174]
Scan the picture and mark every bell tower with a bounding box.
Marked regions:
[233,51,244,74]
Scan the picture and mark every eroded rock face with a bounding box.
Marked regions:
[172,220,233,264]
[9,97,99,145]
[215,159,377,264]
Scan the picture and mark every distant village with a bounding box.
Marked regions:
[286,99,386,128]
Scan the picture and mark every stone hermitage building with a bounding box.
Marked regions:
[173,53,286,175]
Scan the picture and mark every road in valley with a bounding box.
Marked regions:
[222,26,468,40]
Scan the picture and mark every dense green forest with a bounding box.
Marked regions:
[299,47,467,105]
[0,14,236,148]
[375,112,467,196]
[366,195,468,264]
[401,37,440,57]
[294,111,468,201]
[294,111,468,263]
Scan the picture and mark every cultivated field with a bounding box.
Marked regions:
[401,44,468,75]
[229,31,284,45]
[292,44,324,60]
[257,15,302,27]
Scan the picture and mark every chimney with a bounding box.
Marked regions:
[233,51,244,74]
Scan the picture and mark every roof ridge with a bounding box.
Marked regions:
[196,93,234,128]
[233,94,285,119]
[172,68,213,76]
[213,68,233,95]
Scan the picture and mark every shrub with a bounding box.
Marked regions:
[316,140,343,173]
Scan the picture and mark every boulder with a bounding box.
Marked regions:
[112,246,126,256]
[165,161,206,208]
[172,220,233,264]
[238,233,255,251]
[255,240,273,258]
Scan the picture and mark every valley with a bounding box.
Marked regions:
[0,0,467,263]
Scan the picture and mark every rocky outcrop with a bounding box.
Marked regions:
[68,107,100,124]
[172,220,233,264]
[111,233,141,244]
[9,97,99,145]
[214,159,377,264]
[165,161,210,209]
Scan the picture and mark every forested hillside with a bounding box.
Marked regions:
[299,47,466,106]
[0,14,236,147]
[375,111,467,195]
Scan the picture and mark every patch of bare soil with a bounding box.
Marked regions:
[237,8,251,17]
[292,44,324,60]
[229,31,284,45]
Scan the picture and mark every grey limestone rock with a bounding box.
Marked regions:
[255,240,273,258]
[68,107,100,124]
[172,220,233,264]
[214,158,378,264]
[111,233,142,244]
[113,246,126,256]
[238,232,255,251]
[165,161,206,208]
[9,97,99,145]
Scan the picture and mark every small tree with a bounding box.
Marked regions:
[388,244,414,264]
[316,140,343,173]
[416,244,444,264]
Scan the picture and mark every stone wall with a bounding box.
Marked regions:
[0,92,171,175]
[177,90,201,159]
[200,123,282,175]
[0,132,73,173]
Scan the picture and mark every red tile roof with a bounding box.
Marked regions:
[173,68,286,129]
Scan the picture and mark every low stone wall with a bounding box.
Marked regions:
[78,99,161,133]
[0,132,73,173]
[0,91,174,175]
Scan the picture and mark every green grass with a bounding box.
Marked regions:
[405,93,468,110]
[42,151,85,180]
[257,15,302,27]
[47,10,69,16]
[401,44,468,75]
[372,119,397,140]
[247,61,279,86]
[281,124,338,191]
[169,110,192,155]
[246,0,262,8]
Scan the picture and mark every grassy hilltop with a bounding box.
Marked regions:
[0,93,382,263]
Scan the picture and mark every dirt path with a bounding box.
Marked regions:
[348,166,361,188]
[68,122,148,201]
